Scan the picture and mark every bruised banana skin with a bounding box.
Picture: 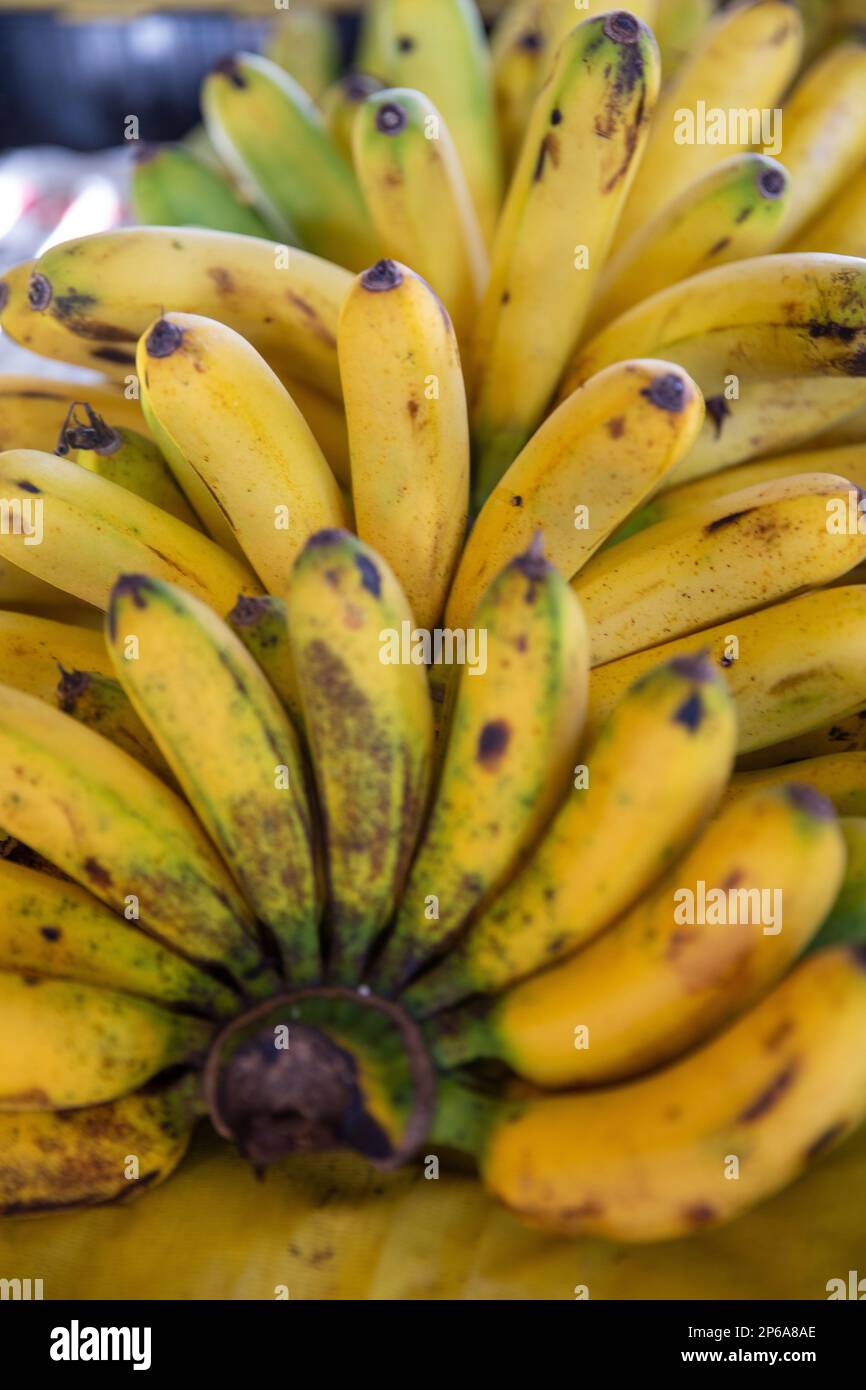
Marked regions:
[0,373,147,451]
[571,473,866,666]
[0,1078,200,1215]
[138,312,347,591]
[588,154,791,334]
[470,13,660,507]
[358,0,503,246]
[726,753,866,819]
[130,142,272,238]
[108,577,322,985]
[12,227,351,400]
[435,784,845,1088]
[611,0,803,250]
[659,377,866,493]
[288,531,434,985]
[438,945,866,1242]
[0,449,261,617]
[606,443,866,547]
[559,254,866,406]
[0,971,212,1111]
[403,654,736,1016]
[373,544,590,995]
[585,587,866,755]
[0,859,237,1018]
[352,89,488,347]
[0,261,136,382]
[444,360,704,632]
[338,260,469,631]
[201,52,378,270]
[0,682,273,995]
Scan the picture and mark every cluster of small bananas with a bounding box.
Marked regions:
[2,0,866,1244]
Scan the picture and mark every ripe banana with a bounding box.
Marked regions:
[0,682,272,994]
[766,40,866,249]
[586,587,866,757]
[432,944,866,1241]
[338,260,469,630]
[138,312,347,589]
[0,374,145,452]
[434,784,844,1086]
[726,753,866,818]
[201,53,378,270]
[0,859,236,1017]
[470,13,660,506]
[226,593,301,727]
[283,377,351,489]
[373,542,590,995]
[130,143,272,238]
[790,167,866,259]
[0,448,261,615]
[266,4,339,99]
[612,0,803,251]
[738,711,866,771]
[403,653,736,1016]
[444,360,704,633]
[351,88,488,346]
[560,254,866,404]
[357,0,503,246]
[660,377,866,492]
[607,443,866,546]
[588,155,791,334]
[108,576,321,984]
[320,73,385,162]
[58,403,199,526]
[0,1077,199,1215]
[0,261,136,381]
[287,531,434,984]
[572,473,866,666]
[0,971,211,1111]
[16,227,351,400]
[0,607,110,696]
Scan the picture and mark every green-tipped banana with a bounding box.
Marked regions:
[226,593,301,728]
[130,143,273,237]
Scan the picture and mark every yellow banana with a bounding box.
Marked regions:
[0,682,272,994]
[372,542,590,995]
[559,254,866,405]
[0,607,110,694]
[283,377,351,489]
[265,4,339,98]
[444,359,704,632]
[766,40,866,249]
[138,312,347,590]
[0,261,136,381]
[654,0,714,79]
[0,1077,199,1215]
[358,0,503,245]
[320,73,385,162]
[726,753,866,818]
[338,261,469,630]
[0,859,236,1017]
[790,166,866,258]
[612,0,803,250]
[660,377,866,492]
[470,13,660,506]
[572,473,866,666]
[435,784,844,1087]
[0,448,260,616]
[352,88,488,347]
[588,154,791,334]
[738,711,866,771]
[201,52,378,270]
[287,531,434,984]
[607,443,866,546]
[108,576,321,984]
[225,593,301,727]
[403,652,736,1015]
[58,404,199,526]
[0,971,211,1111]
[586,587,866,757]
[0,373,146,451]
[433,944,866,1241]
[56,668,173,780]
[15,227,351,400]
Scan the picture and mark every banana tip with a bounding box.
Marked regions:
[604,12,641,44]
[27,272,52,312]
[641,374,687,413]
[145,318,184,358]
[360,259,403,292]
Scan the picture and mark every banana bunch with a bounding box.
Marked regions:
[2,0,866,1246]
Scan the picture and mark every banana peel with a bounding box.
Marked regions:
[1,1121,864,1300]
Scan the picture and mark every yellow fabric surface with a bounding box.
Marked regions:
[1,1122,864,1299]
